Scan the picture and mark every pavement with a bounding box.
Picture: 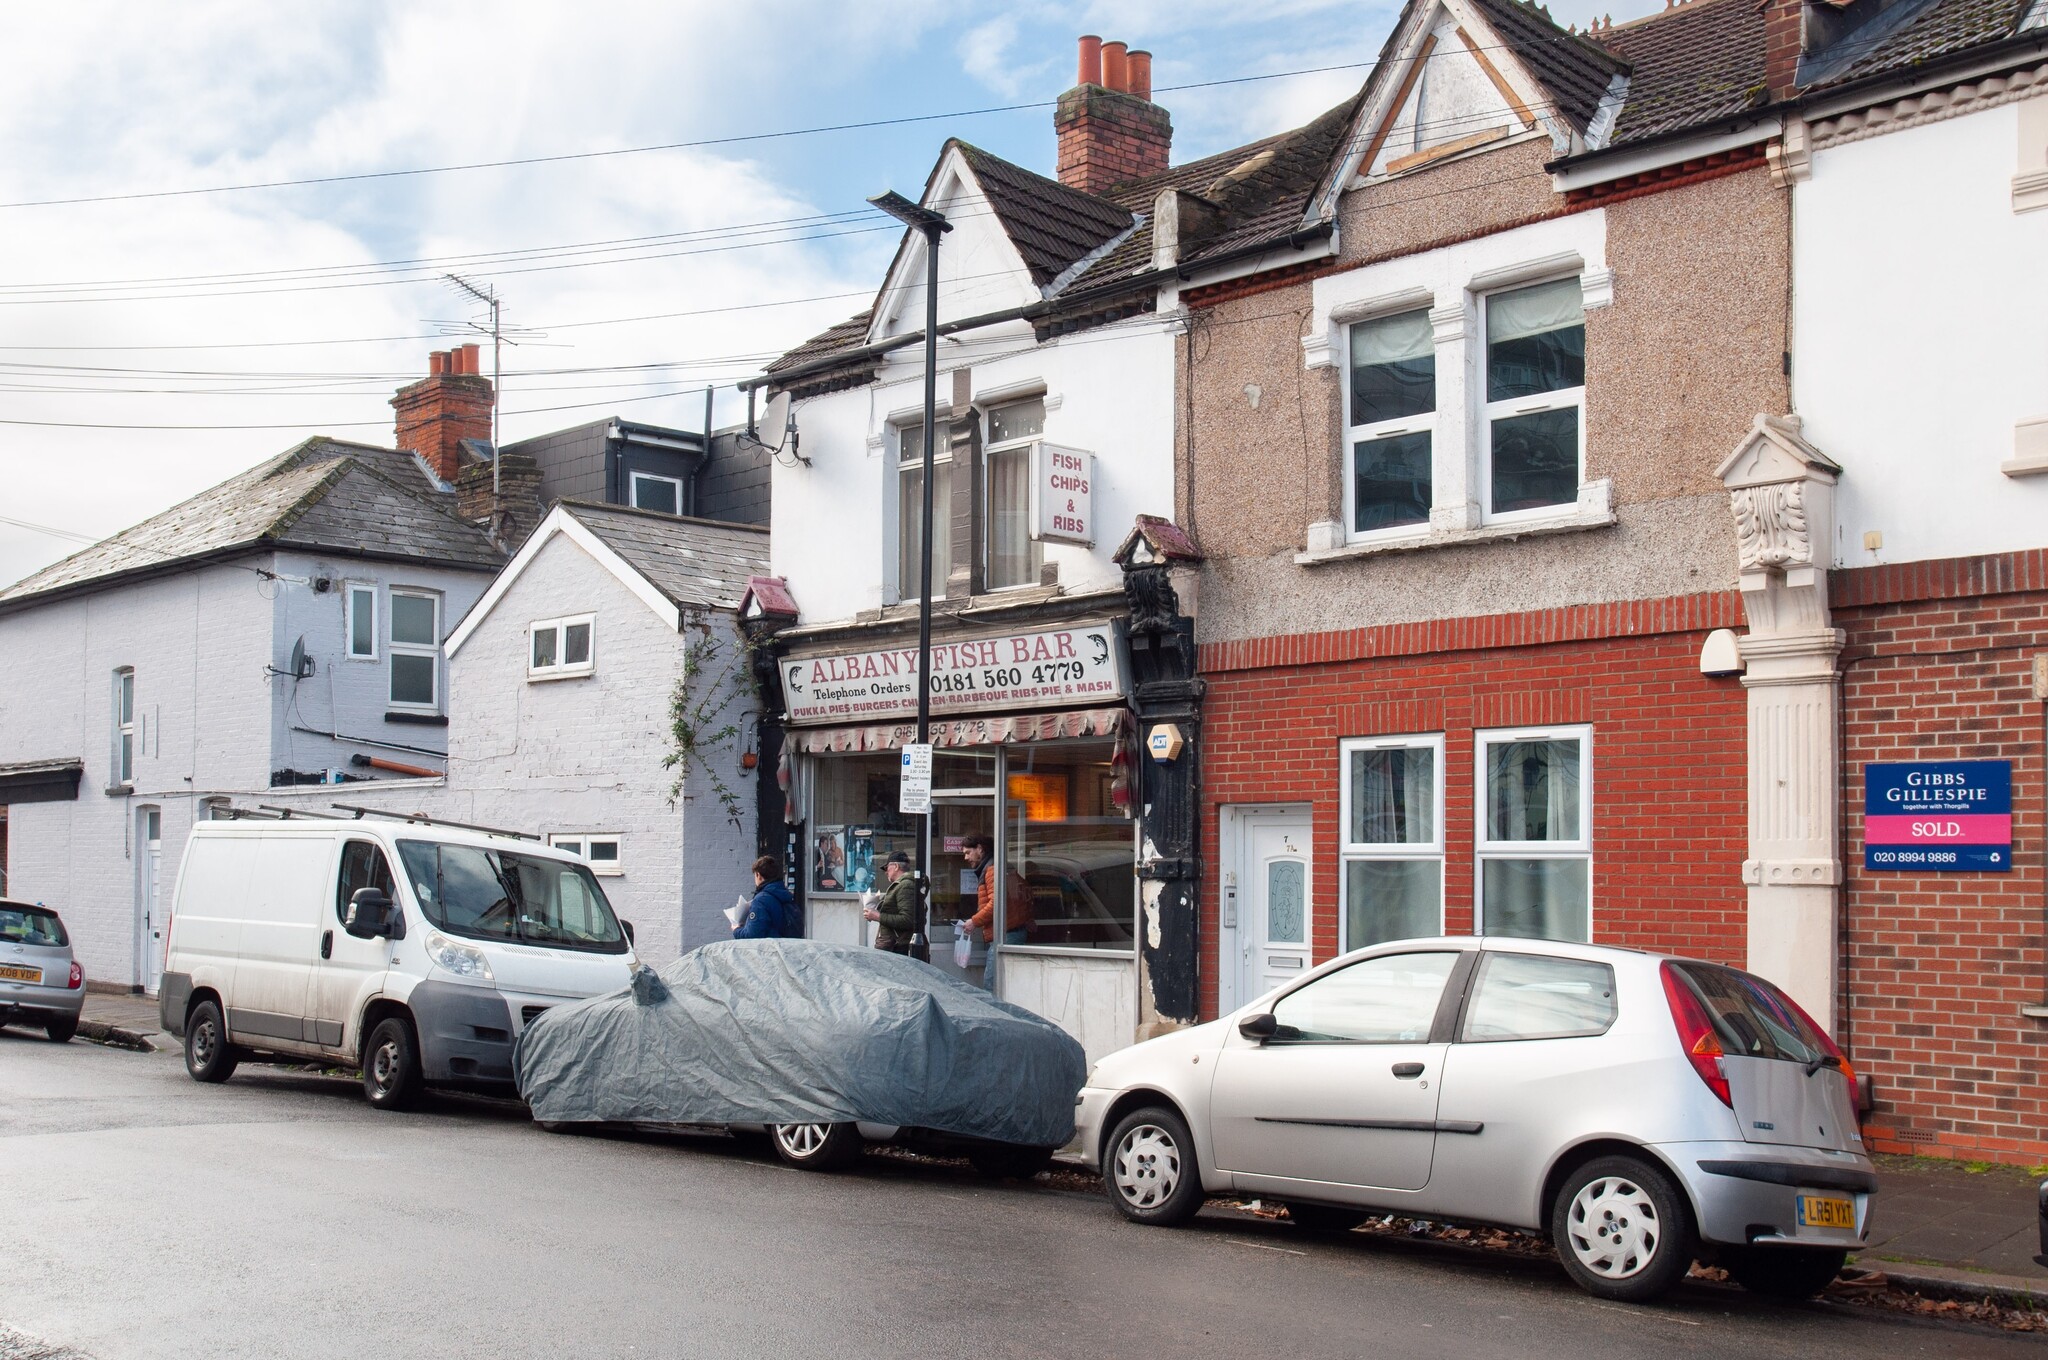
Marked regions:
[52,987,2048,1311]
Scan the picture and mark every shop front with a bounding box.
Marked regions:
[775,614,1141,1063]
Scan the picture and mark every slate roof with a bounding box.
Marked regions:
[1469,0,1632,130]
[0,437,503,610]
[560,501,769,612]
[1596,0,1765,146]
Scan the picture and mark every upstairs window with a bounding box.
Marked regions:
[112,667,135,785]
[529,615,596,679]
[388,589,442,712]
[630,471,683,516]
[986,397,1045,590]
[346,584,377,660]
[896,420,952,601]
[1346,308,1437,536]
[1483,278,1585,519]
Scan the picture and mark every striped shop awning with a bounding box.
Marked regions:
[786,706,1128,755]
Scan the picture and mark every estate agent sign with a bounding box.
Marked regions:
[783,622,1124,725]
[1863,759,2012,872]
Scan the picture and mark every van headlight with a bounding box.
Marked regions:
[425,932,494,983]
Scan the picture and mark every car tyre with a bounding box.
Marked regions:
[1721,1245,1847,1299]
[771,1122,862,1171]
[362,1016,424,1111]
[45,1014,79,1043]
[1551,1155,1696,1303]
[1284,1202,1366,1234]
[1104,1105,1204,1227]
[968,1144,1055,1180]
[183,999,238,1083]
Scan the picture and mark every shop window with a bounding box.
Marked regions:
[1476,725,1592,942]
[1483,277,1585,519]
[388,589,442,712]
[346,584,377,660]
[111,667,135,786]
[630,471,684,516]
[810,753,917,896]
[529,615,596,679]
[896,421,952,602]
[1004,741,1133,952]
[1339,735,1443,948]
[549,833,623,876]
[985,397,1045,590]
[1345,308,1436,537]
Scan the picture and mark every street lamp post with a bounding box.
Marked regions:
[869,190,952,955]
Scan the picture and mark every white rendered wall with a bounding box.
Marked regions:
[1795,99,2048,568]
[772,318,1179,626]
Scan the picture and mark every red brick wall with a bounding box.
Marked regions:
[1834,557,2048,1165]
[1198,591,1749,1022]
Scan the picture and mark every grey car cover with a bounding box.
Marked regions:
[515,939,1088,1148]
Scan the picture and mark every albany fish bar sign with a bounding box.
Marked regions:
[783,623,1124,725]
[1864,760,2012,872]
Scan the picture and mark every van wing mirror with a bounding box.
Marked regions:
[620,919,636,947]
[345,887,395,940]
[1238,1012,1278,1042]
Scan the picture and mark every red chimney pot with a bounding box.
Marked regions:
[1101,41,1129,93]
[1128,50,1153,102]
[1077,35,1102,86]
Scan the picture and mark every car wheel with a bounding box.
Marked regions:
[45,1014,79,1043]
[183,1000,238,1083]
[1104,1105,1204,1227]
[771,1122,862,1171]
[968,1144,1055,1180]
[362,1016,424,1111]
[1284,1202,1366,1234]
[1551,1155,1696,1303]
[1722,1245,1847,1299]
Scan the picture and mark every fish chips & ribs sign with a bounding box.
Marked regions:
[783,623,1123,724]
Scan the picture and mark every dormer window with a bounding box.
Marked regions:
[630,471,684,516]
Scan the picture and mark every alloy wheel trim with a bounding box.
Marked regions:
[1566,1175,1660,1279]
[1113,1123,1182,1208]
[776,1123,829,1158]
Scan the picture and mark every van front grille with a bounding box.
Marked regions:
[521,1005,550,1026]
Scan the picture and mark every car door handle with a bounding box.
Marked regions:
[1392,1062,1425,1079]
[320,930,333,960]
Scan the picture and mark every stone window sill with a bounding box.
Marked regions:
[2003,416,2048,476]
[104,782,133,798]
[1295,484,1616,566]
[385,711,449,727]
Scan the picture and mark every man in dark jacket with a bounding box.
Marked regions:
[734,855,801,939]
[863,851,918,954]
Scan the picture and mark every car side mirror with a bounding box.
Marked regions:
[345,887,395,940]
[620,919,636,947]
[1238,1013,1278,1042]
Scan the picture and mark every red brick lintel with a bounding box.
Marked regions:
[1199,591,1745,673]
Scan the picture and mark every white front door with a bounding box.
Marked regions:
[1221,806,1313,1013]
[139,807,164,994]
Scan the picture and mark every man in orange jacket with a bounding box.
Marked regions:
[961,834,1030,988]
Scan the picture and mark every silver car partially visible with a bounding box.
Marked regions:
[0,900,85,1042]
[1074,936,1872,1303]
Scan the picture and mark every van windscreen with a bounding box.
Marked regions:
[396,841,627,954]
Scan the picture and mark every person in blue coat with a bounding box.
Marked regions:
[734,855,801,939]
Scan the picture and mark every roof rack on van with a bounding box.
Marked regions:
[257,804,348,820]
[330,803,541,842]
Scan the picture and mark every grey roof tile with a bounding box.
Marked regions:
[558,501,769,612]
[1596,0,1766,146]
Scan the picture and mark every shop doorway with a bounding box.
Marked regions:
[929,797,995,989]
[1219,805,1313,1015]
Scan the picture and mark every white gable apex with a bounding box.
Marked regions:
[444,504,680,657]
[868,146,1041,345]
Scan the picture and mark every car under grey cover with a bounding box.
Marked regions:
[514,939,1088,1147]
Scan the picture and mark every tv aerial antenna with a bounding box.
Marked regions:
[433,274,545,497]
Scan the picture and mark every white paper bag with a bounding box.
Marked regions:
[723,894,748,930]
[952,926,975,970]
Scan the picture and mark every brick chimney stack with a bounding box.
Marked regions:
[1763,0,1805,100]
[391,343,491,485]
[1056,35,1172,195]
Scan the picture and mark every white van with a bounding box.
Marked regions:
[158,817,639,1109]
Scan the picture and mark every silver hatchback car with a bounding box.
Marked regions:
[0,900,85,1042]
[1075,936,1871,1303]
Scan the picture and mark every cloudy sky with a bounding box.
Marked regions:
[0,0,1660,588]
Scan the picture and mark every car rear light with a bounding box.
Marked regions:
[67,962,83,990]
[1660,962,1731,1108]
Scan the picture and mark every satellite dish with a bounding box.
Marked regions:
[756,391,791,450]
[289,636,313,679]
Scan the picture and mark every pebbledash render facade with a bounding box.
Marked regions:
[1176,0,2048,1165]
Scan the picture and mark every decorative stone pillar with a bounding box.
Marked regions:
[1716,416,1845,1023]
